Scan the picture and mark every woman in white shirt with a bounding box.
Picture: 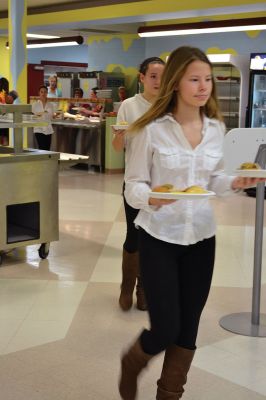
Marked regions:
[112,57,165,312]
[32,85,54,150]
[119,46,265,400]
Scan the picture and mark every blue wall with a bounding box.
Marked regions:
[27,30,266,72]
[28,44,89,64]
[144,31,266,59]
[87,37,145,71]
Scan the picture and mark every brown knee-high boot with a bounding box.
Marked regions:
[136,275,147,311]
[119,249,138,311]
[119,339,153,400]
[156,345,195,399]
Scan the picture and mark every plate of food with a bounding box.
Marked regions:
[149,184,216,200]
[111,122,129,130]
[234,162,266,178]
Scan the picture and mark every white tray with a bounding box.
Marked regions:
[234,169,266,178]
[149,190,216,200]
[111,124,129,130]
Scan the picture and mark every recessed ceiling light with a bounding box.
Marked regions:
[26,33,60,39]
[138,17,266,37]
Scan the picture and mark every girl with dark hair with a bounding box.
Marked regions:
[0,77,10,145]
[119,46,265,400]
[0,77,9,104]
[112,56,165,312]
[32,85,54,151]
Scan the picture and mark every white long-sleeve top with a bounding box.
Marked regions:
[116,94,151,164]
[124,114,235,245]
[32,100,54,135]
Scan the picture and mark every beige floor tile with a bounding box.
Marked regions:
[59,188,122,221]
[90,222,126,283]
[2,319,71,354]
[0,169,265,399]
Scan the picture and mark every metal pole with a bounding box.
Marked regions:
[13,110,23,153]
[219,144,266,336]
[251,182,264,325]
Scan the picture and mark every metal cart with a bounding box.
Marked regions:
[0,104,59,265]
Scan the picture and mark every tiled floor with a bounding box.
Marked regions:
[0,168,266,399]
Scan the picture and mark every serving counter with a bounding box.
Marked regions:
[0,104,59,264]
[28,117,106,172]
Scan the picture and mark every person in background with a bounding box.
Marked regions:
[112,57,165,312]
[6,90,19,104]
[60,87,85,153]
[118,46,266,400]
[64,87,84,119]
[90,86,98,100]
[0,77,10,145]
[32,85,54,150]
[0,77,9,103]
[47,75,62,98]
[118,86,127,102]
[79,86,103,117]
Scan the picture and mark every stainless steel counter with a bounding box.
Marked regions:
[28,118,106,172]
[0,105,59,261]
[51,118,104,128]
[0,146,59,253]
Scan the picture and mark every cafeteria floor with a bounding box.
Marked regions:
[0,168,266,400]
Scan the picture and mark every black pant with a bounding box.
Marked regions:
[123,182,139,253]
[0,128,9,145]
[35,132,52,151]
[138,228,215,355]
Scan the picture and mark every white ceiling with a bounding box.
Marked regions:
[0,1,266,38]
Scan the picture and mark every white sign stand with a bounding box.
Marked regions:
[220,128,266,336]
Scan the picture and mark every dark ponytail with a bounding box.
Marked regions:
[139,57,165,75]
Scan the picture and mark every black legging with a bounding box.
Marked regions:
[138,228,215,355]
[35,132,52,151]
[123,182,139,253]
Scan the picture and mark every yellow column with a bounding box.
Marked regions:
[8,0,27,146]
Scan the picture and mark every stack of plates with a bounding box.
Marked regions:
[96,89,112,98]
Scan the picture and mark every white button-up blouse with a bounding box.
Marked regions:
[124,114,235,245]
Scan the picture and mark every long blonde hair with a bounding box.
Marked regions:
[129,46,222,134]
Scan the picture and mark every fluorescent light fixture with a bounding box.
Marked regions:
[138,17,266,37]
[6,35,84,49]
[26,41,82,49]
[207,54,231,63]
[26,33,60,39]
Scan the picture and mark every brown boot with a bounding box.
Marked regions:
[119,339,153,400]
[136,276,148,311]
[156,345,195,399]
[119,250,138,311]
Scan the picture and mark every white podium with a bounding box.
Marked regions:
[220,128,266,337]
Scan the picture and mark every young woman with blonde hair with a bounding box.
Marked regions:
[119,46,265,400]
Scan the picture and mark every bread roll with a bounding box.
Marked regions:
[152,184,173,192]
[240,162,260,170]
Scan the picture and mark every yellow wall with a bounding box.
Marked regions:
[0,37,9,80]
[0,1,263,29]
